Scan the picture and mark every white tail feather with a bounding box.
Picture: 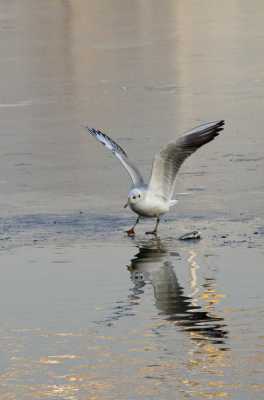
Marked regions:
[170,200,178,207]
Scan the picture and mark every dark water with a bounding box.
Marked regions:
[0,1,264,399]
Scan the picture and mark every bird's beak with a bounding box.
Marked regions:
[124,200,128,208]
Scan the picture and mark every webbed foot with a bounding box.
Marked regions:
[126,228,135,237]
[145,230,157,235]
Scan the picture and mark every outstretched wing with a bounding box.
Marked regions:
[148,120,225,200]
[85,127,145,187]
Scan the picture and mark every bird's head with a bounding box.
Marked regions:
[124,188,144,208]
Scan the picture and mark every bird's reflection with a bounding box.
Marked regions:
[128,238,228,346]
[103,238,228,348]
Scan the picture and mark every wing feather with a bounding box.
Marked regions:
[148,120,225,200]
[85,127,145,187]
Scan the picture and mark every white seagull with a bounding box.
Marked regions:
[85,120,225,236]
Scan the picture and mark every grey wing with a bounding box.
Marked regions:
[148,120,225,200]
[85,127,145,187]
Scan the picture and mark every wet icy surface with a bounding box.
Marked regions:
[0,0,264,399]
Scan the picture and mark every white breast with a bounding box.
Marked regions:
[130,192,170,217]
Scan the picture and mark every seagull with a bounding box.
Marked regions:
[85,120,225,236]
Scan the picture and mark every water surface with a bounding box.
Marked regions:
[0,1,264,399]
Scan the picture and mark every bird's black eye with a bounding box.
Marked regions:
[138,194,141,198]
[133,196,136,200]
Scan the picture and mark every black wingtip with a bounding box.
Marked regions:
[216,119,225,129]
[214,120,225,136]
[182,119,226,149]
[84,126,102,137]
[82,125,128,158]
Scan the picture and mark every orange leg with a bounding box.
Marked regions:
[126,217,139,236]
[145,217,160,235]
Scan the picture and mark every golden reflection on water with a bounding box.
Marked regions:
[0,0,264,397]
[188,249,200,307]
[125,238,231,398]
[29,384,80,399]
[1,239,264,399]
[39,355,80,365]
[182,248,230,398]
[0,236,232,400]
